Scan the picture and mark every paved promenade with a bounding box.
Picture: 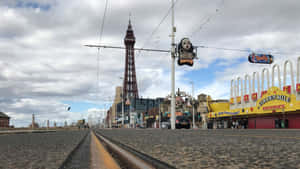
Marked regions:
[0,130,88,169]
[97,129,300,169]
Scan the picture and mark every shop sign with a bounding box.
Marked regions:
[217,111,239,116]
[263,105,284,110]
[259,95,291,107]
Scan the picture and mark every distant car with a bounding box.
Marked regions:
[161,120,171,129]
[175,116,191,129]
[248,53,273,64]
[136,124,146,129]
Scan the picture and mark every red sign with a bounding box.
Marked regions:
[283,85,291,94]
[252,93,257,101]
[262,105,284,110]
[244,95,249,102]
[297,83,300,92]
[261,90,268,97]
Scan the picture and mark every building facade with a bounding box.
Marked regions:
[115,97,164,127]
[111,86,122,126]
[0,112,10,128]
[208,58,300,129]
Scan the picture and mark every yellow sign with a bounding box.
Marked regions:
[208,87,300,118]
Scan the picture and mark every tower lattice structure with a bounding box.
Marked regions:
[123,20,139,100]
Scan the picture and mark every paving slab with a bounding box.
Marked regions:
[97,129,300,169]
[0,130,88,169]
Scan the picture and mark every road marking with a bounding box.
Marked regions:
[90,132,121,169]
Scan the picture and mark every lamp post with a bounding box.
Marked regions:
[190,81,196,129]
[170,0,176,130]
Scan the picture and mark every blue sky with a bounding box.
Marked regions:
[15,1,51,11]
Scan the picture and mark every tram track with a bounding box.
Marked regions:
[94,130,176,169]
[59,131,90,169]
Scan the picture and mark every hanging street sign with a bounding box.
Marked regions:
[248,53,274,64]
[177,38,196,66]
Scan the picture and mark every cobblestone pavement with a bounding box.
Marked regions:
[97,129,300,169]
[0,130,88,169]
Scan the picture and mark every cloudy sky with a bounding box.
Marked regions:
[1,0,300,127]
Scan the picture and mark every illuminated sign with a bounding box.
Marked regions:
[218,111,239,116]
[248,53,274,64]
[259,95,291,107]
[263,105,284,110]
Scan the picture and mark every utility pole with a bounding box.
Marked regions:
[190,81,196,129]
[170,0,176,130]
[32,113,35,129]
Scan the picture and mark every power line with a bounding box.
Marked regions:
[85,45,170,53]
[99,0,109,43]
[140,0,180,49]
[191,0,225,36]
[96,0,109,97]
[86,44,300,56]
[196,45,250,52]
[196,45,300,56]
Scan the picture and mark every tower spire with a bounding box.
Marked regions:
[123,19,138,100]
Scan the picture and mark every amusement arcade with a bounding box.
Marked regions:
[208,57,300,129]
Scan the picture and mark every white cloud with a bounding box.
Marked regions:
[1,0,300,126]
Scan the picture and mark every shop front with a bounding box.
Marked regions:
[209,87,300,129]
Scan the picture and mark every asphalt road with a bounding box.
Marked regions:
[0,130,88,169]
[97,129,300,169]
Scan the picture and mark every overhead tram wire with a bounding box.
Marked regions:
[135,0,180,64]
[134,0,180,71]
[140,0,180,49]
[96,0,109,98]
[190,0,225,36]
[86,44,300,57]
[196,45,251,53]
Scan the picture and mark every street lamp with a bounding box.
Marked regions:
[170,0,176,130]
[190,81,196,129]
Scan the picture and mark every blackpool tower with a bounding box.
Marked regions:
[123,20,139,99]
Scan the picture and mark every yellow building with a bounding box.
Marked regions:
[208,58,300,129]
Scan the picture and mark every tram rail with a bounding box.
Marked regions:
[94,130,176,169]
